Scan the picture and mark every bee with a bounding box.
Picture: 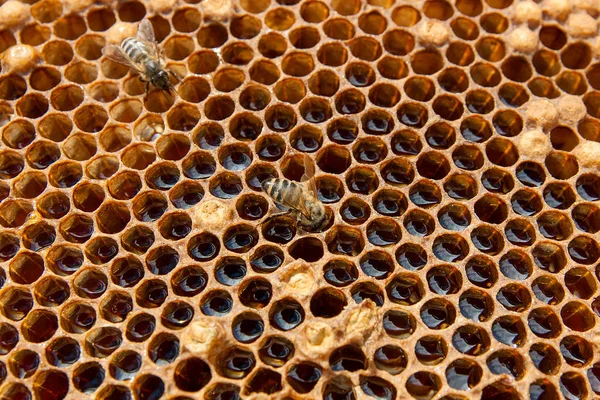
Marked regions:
[261,154,328,232]
[102,19,178,99]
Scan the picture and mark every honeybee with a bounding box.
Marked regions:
[102,19,177,99]
[261,154,328,232]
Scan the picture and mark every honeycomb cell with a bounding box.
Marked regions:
[230,113,263,143]
[45,337,80,370]
[452,324,490,355]
[174,357,212,392]
[147,332,179,365]
[160,301,194,330]
[196,23,228,48]
[556,71,588,95]
[96,201,130,234]
[351,281,383,307]
[216,257,248,287]
[299,97,332,123]
[286,362,322,394]
[123,313,155,344]
[0,287,34,321]
[200,290,233,318]
[409,180,442,209]
[273,78,306,105]
[342,167,376,195]
[531,379,560,400]
[2,121,34,152]
[231,312,264,343]
[72,362,105,394]
[415,335,448,366]
[0,233,19,263]
[188,51,219,75]
[588,364,600,394]
[21,222,56,252]
[62,133,96,163]
[560,301,595,332]
[560,372,588,400]
[487,350,525,380]
[559,335,593,368]
[374,345,407,375]
[403,78,436,104]
[460,288,494,322]
[203,383,241,400]
[299,1,328,23]
[367,218,401,247]
[447,42,475,67]
[420,298,457,329]
[446,358,483,391]
[531,275,564,307]
[20,23,51,46]
[133,375,165,400]
[12,171,47,199]
[529,342,562,376]
[256,337,294,370]
[21,309,58,343]
[403,209,435,237]
[308,288,346,319]
[357,251,391,280]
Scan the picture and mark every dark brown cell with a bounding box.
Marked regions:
[486,350,525,380]
[323,259,358,288]
[245,368,282,395]
[374,345,407,375]
[528,307,562,339]
[560,372,588,400]
[72,362,105,394]
[258,336,294,368]
[403,209,435,238]
[452,324,490,355]
[446,358,483,391]
[269,299,304,331]
[405,371,441,400]
[532,275,565,305]
[100,292,133,323]
[420,298,456,329]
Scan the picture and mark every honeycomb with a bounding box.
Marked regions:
[0,0,599,398]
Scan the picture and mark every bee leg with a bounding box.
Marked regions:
[167,69,181,83]
[295,216,311,236]
[160,90,170,102]
[258,209,295,229]
[144,81,150,102]
[168,82,177,95]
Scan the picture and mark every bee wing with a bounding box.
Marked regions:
[136,19,161,59]
[295,201,313,219]
[137,19,156,43]
[102,45,143,74]
[300,154,318,197]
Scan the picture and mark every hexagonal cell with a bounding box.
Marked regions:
[0,286,34,321]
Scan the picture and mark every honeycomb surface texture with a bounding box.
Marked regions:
[1,0,600,399]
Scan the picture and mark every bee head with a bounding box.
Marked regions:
[152,70,171,91]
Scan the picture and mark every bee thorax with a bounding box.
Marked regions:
[308,202,326,221]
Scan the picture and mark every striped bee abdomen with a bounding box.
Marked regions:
[121,38,151,64]
[261,178,303,210]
